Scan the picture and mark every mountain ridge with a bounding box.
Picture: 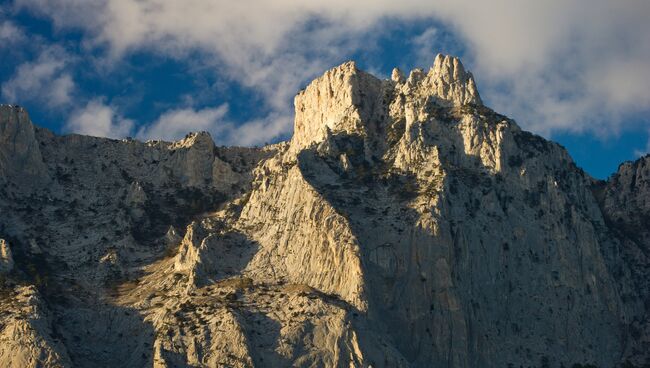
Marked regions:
[0,54,649,368]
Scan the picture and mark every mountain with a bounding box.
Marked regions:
[0,54,648,368]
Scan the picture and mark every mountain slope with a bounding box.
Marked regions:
[0,54,648,368]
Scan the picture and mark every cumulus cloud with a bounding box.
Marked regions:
[137,104,228,142]
[226,113,293,147]
[137,105,291,146]
[448,1,650,136]
[66,99,134,138]
[13,0,650,143]
[1,46,75,108]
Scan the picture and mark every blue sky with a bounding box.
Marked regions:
[1,1,649,179]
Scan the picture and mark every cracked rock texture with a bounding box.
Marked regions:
[0,54,648,368]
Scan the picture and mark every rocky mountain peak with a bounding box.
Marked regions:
[0,104,48,186]
[1,56,649,368]
[169,131,214,151]
[291,54,483,152]
[291,60,384,151]
[431,54,472,83]
[427,53,482,105]
[399,53,482,107]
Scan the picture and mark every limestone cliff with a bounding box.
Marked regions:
[599,155,650,366]
[0,239,14,274]
[0,54,648,368]
[0,105,48,186]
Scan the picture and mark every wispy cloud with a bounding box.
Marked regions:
[1,46,75,108]
[0,20,25,44]
[459,1,650,138]
[11,0,650,145]
[137,104,229,142]
[226,113,293,147]
[66,99,134,138]
[137,105,291,146]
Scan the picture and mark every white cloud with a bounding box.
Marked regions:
[635,132,650,157]
[137,104,228,142]
[226,113,293,147]
[137,105,292,146]
[1,47,74,108]
[66,99,134,138]
[13,0,650,143]
[0,20,25,44]
[452,1,650,137]
[410,28,439,66]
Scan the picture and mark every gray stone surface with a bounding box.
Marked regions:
[0,239,13,274]
[0,55,648,367]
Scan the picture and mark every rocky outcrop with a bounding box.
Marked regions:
[0,55,648,368]
[227,55,629,367]
[0,239,13,273]
[0,286,72,368]
[291,54,481,154]
[425,53,482,106]
[291,61,384,152]
[599,155,650,366]
[0,105,48,187]
[602,155,650,246]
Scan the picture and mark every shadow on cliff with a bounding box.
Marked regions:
[296,133,458,365]
[239,310,286,366]
[51,302,156,368]
[7,244,157,368]
[194,228,262,287]
[293,109,613,367]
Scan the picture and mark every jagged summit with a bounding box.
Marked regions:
[291,60,383,150]
[426,53,482,105]
[292,54,482,151]
[0,104,48,184]
[169,131,214,150]
[394,53,482,107]
[0,55,649,368]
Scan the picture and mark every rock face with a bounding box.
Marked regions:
[0,55,648,368]
[0,239,13,273]
[599,155,650,366]
[0,105,48,185]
